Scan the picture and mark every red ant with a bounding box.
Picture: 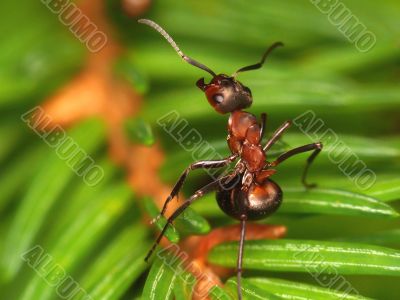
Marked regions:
[139,19,323,300]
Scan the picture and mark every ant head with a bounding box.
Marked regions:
[138,19,283,115]
[196,75,252,114]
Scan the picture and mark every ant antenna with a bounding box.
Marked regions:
[138,19,217,77]
[233,42,283,78]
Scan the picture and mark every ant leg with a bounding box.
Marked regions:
[263,120,292,152]
[145,174,233,262]
[237,215,247,300]
[259,113,267,141]
[152,154,238,224]
[269,142,323,188]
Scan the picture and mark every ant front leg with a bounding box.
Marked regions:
[152,154,238,224]
[269,142,323,188]
[259,113,267,141]
[263,120,292,152]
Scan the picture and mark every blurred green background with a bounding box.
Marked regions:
[0,0,399,299]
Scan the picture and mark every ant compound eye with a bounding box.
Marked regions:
[213,94,224,104]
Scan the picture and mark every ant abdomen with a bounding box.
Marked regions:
[216,175,283,221]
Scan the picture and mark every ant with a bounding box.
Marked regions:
[139,19,323,300]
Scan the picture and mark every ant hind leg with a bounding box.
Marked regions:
[237,215,247,300]
[145,174,234,262]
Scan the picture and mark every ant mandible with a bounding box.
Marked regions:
[139,19,323,300]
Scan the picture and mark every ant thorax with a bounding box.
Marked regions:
[228,110,266,173]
